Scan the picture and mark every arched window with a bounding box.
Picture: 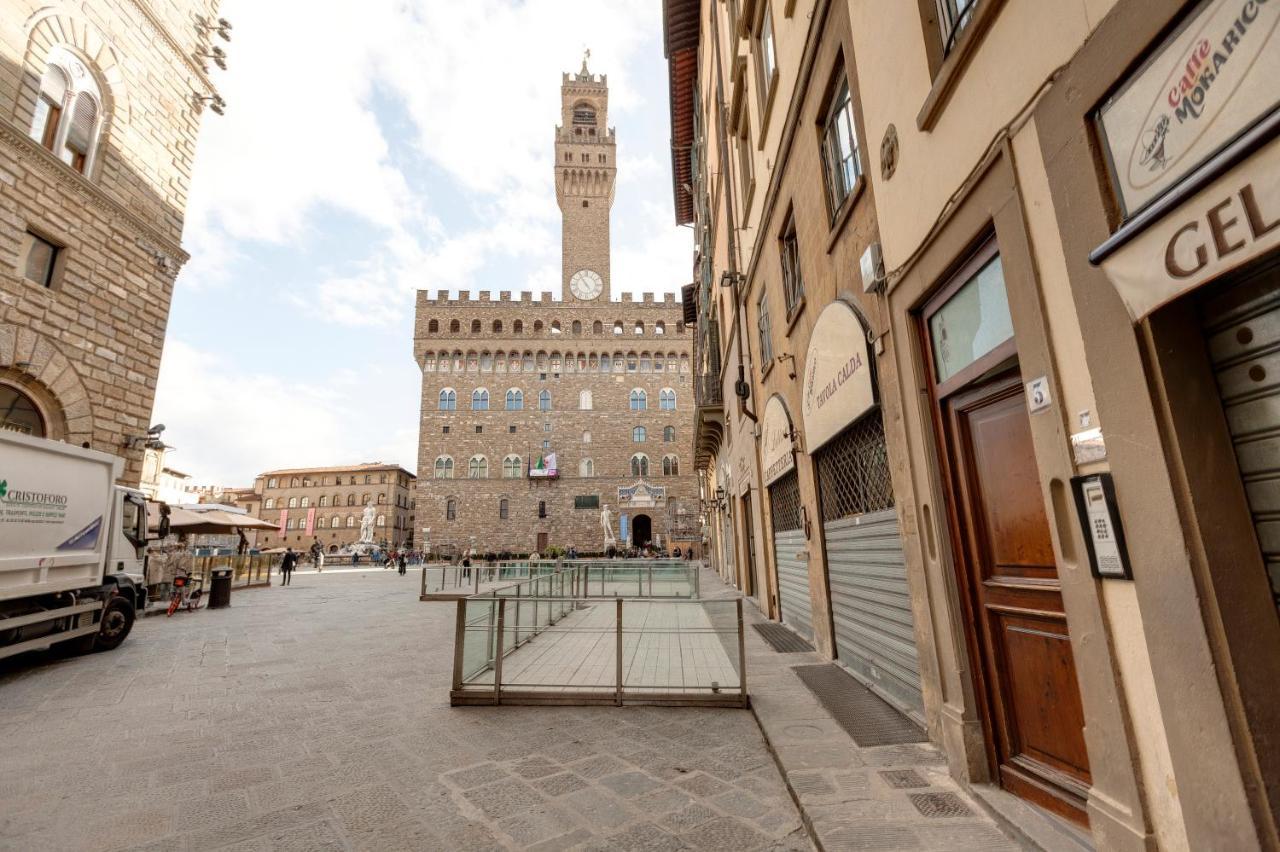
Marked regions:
[534,320,544,332]
[300,496,310,508]
[632,426,646,442]
[446,499,457,521]
[291,478,300,487]
[376,514,386,527]
[471,319,481,333]
[493,320,503,333]
[630,389,647,411]
[613,321,624,335]
[640,354,651,372]
[663,455,680,476]
[318,496,328,507]
[572,320,582,335]
[264,497,275,509]
[654,354,665,372]
[333,494,342,506]
[362,492,370,503]
[428,319,439,334]
[287,497,298,508]
[268,478,278,488]
[317,517,327,529]
[469,455,488,479]
[593,320,603,334]
[29,50,104,175]
[573,103,597,126]
[439,389,457,411]
[347,494,356,506]
[347,516,357,528]
[499,498,509,519]
[634,321,644,335]
[655,321,666,335]
[506,389,524,410]
[551,321,562,335]
[513,320,523,334]
[579,390,592,410]
[601,354,612,372]
[582,430,592,443]
[434,456,454,479]
[471,388,489,410]
[450,319,460,333]
[377,494,386,504]
[539,390,551,411]
[660,388,677,410]
[503,455,522,478]
[664,426,676,442]
[627,353,638,372]
[631,454,650,477]
[480,352,492,371]
[580,458,594,477]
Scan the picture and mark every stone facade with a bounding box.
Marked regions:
[251,463,416,552]
[0,0,220,484]
[413,66,698,557]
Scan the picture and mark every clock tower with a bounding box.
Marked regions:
[555,56,616,303]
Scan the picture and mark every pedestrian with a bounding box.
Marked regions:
[317,550,325,573]
[352,552,358,567]
[461,549,472,581]
[398,552,407,576]
[280,548,298,586]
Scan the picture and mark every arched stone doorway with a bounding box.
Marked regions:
[0,383,46,436]
[631,514,652,548]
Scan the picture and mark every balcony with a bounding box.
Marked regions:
[695,373,723,408]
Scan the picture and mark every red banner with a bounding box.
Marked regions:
[277,509,287,533]
[305,507,316,536]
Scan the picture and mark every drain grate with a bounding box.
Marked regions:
[753,622,815,652]
[909,792,973,818]
[879,769,927,789]
[792,664,926,747]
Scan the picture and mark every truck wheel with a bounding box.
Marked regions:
[94,595,135,652]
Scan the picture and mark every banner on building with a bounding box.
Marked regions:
[277,509,287,534]
[529,452,558,478]
[305,507,316,536]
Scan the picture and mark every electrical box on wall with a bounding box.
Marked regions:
[860,242,885,293]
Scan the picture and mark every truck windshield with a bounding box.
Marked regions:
[121,496,145,546]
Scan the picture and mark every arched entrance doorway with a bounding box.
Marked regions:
[0,383,46,436]
[631,514,652,548]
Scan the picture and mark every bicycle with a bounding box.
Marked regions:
[166,571,204,616]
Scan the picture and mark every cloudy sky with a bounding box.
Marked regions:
[153,0,690,486]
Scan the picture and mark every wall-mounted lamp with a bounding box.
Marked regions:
[192,93,227,115]
[719,271,746,289]
[195,46,228,71]
[199,16,233,41]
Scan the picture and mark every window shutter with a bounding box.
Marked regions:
[65,93,97,154]
[40,65,68,104]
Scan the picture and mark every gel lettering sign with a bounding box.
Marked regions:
[761,396,796,487]
[802,301,875,452]
[1102,133,1280,319]
[1097,0,1280,216]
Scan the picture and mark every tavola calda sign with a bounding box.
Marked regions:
[802,301,875,453]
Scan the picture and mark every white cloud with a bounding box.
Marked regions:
[153,340,418,484]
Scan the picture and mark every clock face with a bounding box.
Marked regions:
[569,269,604,300]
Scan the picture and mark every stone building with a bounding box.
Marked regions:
[666,0,1280,847]
[0,0,224,484]
[412,63,699,557]
[251,463,416,552]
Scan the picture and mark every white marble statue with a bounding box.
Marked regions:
[601,504,617,548]
[359,501,376,543]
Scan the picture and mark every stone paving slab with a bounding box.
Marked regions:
[0,568,808,851]
[698,567,1030,852]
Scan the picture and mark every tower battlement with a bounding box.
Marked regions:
[415,290,681,308]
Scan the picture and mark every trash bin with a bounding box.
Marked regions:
[208,568,233,609]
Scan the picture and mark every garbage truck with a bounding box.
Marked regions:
[0,430,162,660]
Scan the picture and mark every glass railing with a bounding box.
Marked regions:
[448,561,745,707]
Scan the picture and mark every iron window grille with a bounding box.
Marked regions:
[815,413,895,522]
[769,470,803,533]
[937,0,978,55]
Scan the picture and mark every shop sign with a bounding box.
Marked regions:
[802,301,875,452]
[761,396,796,486]
[1097,0,1280,217]
[1101,132,1280,319]
[731,422,754,496]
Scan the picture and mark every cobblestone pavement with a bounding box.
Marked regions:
[0,569,811,852]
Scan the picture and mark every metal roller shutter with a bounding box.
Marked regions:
[816,414,923,716]
[769,470,812,641]
[1203,276,1280,613]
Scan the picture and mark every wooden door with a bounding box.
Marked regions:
[536,532,548,552]
[945,372,1091,824]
